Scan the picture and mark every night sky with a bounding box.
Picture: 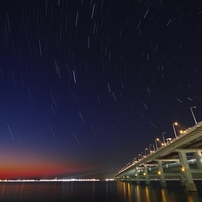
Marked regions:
[0,0,202,179]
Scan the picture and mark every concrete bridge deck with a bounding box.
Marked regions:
[114,121,202,192]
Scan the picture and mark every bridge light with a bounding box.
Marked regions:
[172,122,178,139]
[135,174,137,176]
[181,167,185,172]
[155,138,160,150]
[145,148,148,156]
[149,144,154,153]
[162,132,166,145]
[143,172,146,176]
[180,130,186,134]
[158,171,161,175]
[190,106,197,125]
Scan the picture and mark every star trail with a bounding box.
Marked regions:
[0,0,202,179]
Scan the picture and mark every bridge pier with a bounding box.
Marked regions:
[134,170,140,185]
[179,174,186,187]
[158,161,167,187]
[178,150,197,192]
[194,150,202,169]
[144,166,151,185]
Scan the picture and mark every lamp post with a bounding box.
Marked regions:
[172,122,178,139]
[190,106,197,125]
[162,132,166,145]
[153,144,155,151]
[155,138,159,150]
[149,144,153,153]
[145,148,148,156]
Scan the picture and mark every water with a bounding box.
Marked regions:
[0,180,202,202]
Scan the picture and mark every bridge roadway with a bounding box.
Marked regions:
[114,121,202,192]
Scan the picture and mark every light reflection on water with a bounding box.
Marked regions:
[0,181,202,202]
[116,181,202,202]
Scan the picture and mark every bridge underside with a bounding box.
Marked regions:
[115,122,202,192]
[116,151,202,191]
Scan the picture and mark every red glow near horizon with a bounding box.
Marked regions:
[0,163,98,180]
[0,148,98,180]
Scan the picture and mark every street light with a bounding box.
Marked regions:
[153,144,155,151]
[166,138,172,144]
[155,138,159,150]
[172,122,178,139]
[149,144,153,153]
[145,148,148,156]
[190,106,197,125]
[180,130,186,134]
[162,132,166,145]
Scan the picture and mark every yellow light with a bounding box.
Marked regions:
[174,122,178,126]
[143,173,146,176]
[158,171,161,175]
[181,167,185,172]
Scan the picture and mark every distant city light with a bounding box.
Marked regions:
[0,178,101,182]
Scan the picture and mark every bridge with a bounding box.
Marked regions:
[114,121,202,192]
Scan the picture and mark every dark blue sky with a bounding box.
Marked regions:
[0,0,202,179]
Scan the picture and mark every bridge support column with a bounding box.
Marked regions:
[158,161,167,187]
[144,166,150,185]
[134,170,140,185]
[179,151,197,192]
[194,150,202,169]
[179,174,186,187]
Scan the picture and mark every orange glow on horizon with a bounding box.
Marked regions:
[0,147,100,180]
[0,161,99,180]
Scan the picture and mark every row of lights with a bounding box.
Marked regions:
[134,167,185,177]
[135,131,174,161]
[134,106,198,162]
[135,123,189,161]
[120,107,198,173]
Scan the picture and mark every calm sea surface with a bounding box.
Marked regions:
[1,180,202,202]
